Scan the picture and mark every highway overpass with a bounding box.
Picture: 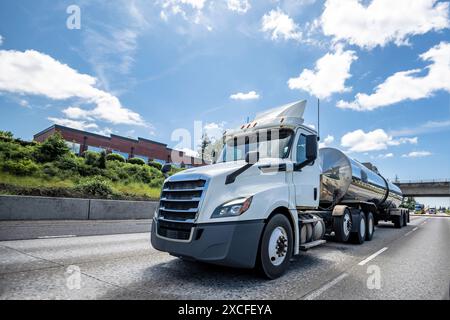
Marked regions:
[394,179,450,197]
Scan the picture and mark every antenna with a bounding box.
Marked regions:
[317,98,320,141]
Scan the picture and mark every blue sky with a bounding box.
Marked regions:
[0,0,449,204]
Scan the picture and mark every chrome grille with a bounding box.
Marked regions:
[158,179,206,223]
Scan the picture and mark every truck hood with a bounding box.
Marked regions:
[168,161,247,181]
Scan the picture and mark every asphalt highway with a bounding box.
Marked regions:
[0,216,449,300]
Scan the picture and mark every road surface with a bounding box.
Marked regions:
[0,216,449,300]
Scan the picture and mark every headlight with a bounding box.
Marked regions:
[211,197,253,218]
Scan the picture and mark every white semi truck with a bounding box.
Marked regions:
[151,100,409,279]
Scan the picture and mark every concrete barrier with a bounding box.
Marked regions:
[0,195,158,220]
[89,199,157,220]
[0,195,89,220]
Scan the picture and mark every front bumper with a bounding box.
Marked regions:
[151,218,265,269]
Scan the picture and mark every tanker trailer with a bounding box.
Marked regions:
[314,147,408,243]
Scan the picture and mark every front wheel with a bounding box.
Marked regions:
[259,214,293,279]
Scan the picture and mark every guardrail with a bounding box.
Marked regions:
[0,195,158,220]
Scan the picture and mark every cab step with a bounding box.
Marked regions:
[300,239,326,251]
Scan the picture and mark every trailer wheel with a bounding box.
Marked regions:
[258,214,293,279]
[351,212,366,244]
[403,210,408,226]
[393,213,403,228]
[333,209,352,243]
[365,212,375,241]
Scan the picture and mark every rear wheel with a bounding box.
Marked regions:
[259,214,293,279]
[393,213,403,228]
[403,210,408,226]
[365,212,375,241]
[351,211,366,244]
[333,209,352,243]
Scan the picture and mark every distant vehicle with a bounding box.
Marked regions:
[415,204,425,214]
[428,207,436,214]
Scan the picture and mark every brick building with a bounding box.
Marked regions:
[34,125,206,167]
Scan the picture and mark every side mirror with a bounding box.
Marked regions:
[305,134,318,162]
[294,134,318,171]
[245,151,260,164]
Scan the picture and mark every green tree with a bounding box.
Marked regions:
[34,133,70,163]
[0,130,14,140]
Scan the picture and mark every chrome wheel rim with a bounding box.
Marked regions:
[268,226,288,266]
[368,216,373,235]
[360,216,366,238]
[343,213,352,237]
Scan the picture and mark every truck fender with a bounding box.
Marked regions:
[332,205,348,217]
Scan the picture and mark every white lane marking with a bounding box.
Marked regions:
[358,247,388,266]
[37,235,77,239]
[303,273,348,300]
[404,227,418,237]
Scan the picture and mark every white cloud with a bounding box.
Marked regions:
[47,117,98,131]
[227,0,251,14]
[203,122,225,141]
[341,129,417,152]
[378,153,394,159]
[0,49,146,126]
[338,42,450,111]
[319,134,334,148]
[402,151,432,158]
[288,46,357,99]
[320,0,449,49]
[18,99,29,108]
[230,90,260,100]
[261,9,302,41]
[94,127,114,136]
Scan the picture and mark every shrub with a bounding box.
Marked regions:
[34,133,70,163]
[106,153,125,162]
[42,163,59,177]
[0,130,13,140]
[75,177,115,198]
[77,162,103,177]
[127,157,145,165]
[83,150,100,166]
[98,151,107,169]
[2,159,39,176]
[148,161,162,170]
[54,154,80,171]
[0,141,34,161]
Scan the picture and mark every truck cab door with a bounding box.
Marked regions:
[292,130,321,209]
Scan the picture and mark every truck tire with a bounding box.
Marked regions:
[258,214,293,279]
[403,210,408,226]
[393,213,403,228]
[350,211,366,244]
[365,212,375,241]
[333,209,352,243]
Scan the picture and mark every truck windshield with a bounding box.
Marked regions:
[217,128,294,163]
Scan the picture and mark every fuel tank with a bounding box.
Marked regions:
[319,148,402,208]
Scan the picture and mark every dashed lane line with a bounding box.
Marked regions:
[357,247,389,266]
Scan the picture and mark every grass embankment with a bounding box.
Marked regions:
[0,131,181,201]
[0,172,161,200]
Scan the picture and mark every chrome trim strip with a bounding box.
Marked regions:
[160,207,198,213]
